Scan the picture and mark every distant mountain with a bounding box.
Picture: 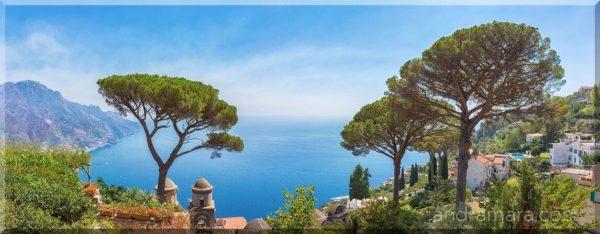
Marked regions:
[0,80,139,149]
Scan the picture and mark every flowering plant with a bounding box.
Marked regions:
[99,205,114,217]
[83,183,98,197]
[151,208,174,222]
[114,206,132,219]
[131,206,150,216]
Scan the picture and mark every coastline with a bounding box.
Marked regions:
[86,129,142,153]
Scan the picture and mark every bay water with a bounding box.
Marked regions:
[84,117,428,219]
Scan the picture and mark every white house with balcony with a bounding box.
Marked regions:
[466,154,511,191]
[550,133,599,168]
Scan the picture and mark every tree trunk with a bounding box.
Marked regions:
[86,171,91,185]
[392,158,401,203]
[455,123,472,212]
[83,165,92,185]
[157,166,169,203]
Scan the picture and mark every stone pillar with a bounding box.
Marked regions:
[189,178,215,230]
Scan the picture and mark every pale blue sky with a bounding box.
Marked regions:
[6,5,596,118]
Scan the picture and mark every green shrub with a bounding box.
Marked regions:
[5,201,62,230]
[582,151,600,165]
[4,144,94,228]
[97,177,163,207]
[409,192,428,208]
[266,185,317,230]
[529,157,552,172]
[358,199,423,230]
[7,173,91,223]
[410,180,464,210]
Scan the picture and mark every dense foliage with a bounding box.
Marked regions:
[358,199,424,230]
[96,177,183,214]
[267,185,317,230]
[582,151,600,165]
[349,164,371,200]
[529,156,552,172]
[97,177,155,206]
[477,161,593,229]
[3,144,111,230]
[539,176,592,229]
[410,180,473,218]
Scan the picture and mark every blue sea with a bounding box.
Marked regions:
[84,117,428,219]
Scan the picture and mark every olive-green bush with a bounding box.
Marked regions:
[4,144,93,230]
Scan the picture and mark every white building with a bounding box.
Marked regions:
[526,133,544,144]
[466,154,511,191]
[550,133,599,168]
[346,196,388,210]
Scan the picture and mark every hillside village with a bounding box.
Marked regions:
[325,85,600,228]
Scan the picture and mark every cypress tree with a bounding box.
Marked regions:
[440,154,449,179]
[414,164,419,183]
[399,167,405,190]
[409,164,417,186]
[519,161,541,228]
[350,164,369,199]
[362,168,371,198]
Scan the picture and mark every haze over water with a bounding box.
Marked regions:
[85,117,428,219]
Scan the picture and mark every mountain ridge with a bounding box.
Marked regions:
[0,80,139,149]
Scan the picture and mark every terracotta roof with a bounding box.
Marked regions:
[474,155,505,165]
[217,217,247,229]
[493,157,504,165]
[475,155,493,165]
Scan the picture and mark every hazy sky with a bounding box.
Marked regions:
[6,5,596,118]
